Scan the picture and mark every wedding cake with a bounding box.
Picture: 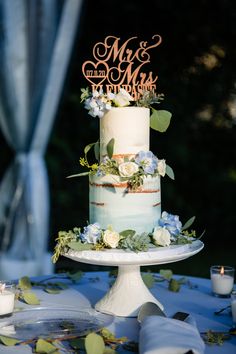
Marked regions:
[52,35,200,263]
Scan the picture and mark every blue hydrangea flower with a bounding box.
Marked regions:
[80,222,102,244]
[158,211,182,237]
[135,151,158,174]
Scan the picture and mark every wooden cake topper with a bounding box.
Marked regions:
[82,35,162,100]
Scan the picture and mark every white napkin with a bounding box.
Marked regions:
[139,315,205,354]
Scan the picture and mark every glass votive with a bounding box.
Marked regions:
[210,265,234,297]
[0,281,16,318]
[231,290,236,325]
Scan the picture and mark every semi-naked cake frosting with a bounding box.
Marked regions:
[90,174,160,233]
[90,106,161,233]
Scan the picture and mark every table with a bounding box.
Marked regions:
[0,271,235,353]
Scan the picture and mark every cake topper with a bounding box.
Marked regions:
[82,35,162,100]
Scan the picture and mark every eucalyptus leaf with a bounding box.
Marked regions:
[18,276,32,290]
[52,282,68,289]
[67,172,90,178]
[22,291,40,305]
[94,141,100,161]
[150,109,172,132]
[69,338,85,350]
[44,288,61,294]
[85,333,105,354]
[182,216,196,231]
[67,270,84,282]
[68,241,94,251]
[107,138,115,159]
[165,164,175,180]
[0,336,21,346]
[119,229,136,238]
[159,269,173,280]
[142,273,155,288]
[100,328,116,340]
[84,142,97,157]
[35,338,58,353]
[169,278,181,292]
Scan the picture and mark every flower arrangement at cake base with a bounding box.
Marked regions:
[52,211,202,263]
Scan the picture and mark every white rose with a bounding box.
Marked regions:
[118,162,139,177]
[157,159,166,177]
[113,88,134,107]
[103,230,120,248]
[153,227,171,246]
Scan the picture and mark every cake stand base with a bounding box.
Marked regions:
[66,240,204,317]
[95,265,163,317]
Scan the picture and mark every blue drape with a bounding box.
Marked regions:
[0,0,83,276]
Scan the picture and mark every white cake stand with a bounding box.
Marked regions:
[65,240,204,317]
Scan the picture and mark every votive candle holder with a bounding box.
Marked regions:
[210,265,234,297]
[0,281,16,318]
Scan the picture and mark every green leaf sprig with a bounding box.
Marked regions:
[201,330,232,346]
[154,269,188,292]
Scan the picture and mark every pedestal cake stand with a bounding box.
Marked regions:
[65,240,204,317]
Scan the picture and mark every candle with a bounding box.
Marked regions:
[0,282,15,318]
[210,266,234,297]
[231,291,236,324]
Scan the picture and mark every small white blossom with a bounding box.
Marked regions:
[153,227,171,246]
[103,230,120,248]
[113,89,134,107]
[118,162,139,177]
[157,159,166,177]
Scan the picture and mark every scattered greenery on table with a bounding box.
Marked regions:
[0,327,136,354]
[15,271,84,306]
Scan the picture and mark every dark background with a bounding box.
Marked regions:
[1,0,236,277]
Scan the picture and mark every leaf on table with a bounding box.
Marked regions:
[22,291,40,305]
[168,278,181,292]
[159,269,173,280]
[100,328,128,344]
[44,288,61,294]
[69,337,85,350]
[52,282,68,289]
[100,328,116,341]
[66,270,84,282]
[142,273,155,288]
[18,276,32,290]
[202,330,231,345]
[0,335,21,346]
[85,332,105,354]
[35,338,59,353]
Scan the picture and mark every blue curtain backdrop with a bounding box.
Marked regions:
[0,0,83,277]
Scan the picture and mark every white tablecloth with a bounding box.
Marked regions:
[0,271,235,353]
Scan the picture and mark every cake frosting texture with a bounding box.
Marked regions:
[89,174,161,233]
[100,107,150,159]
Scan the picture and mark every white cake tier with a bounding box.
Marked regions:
[89,174,161,233]
[100,107,150,159]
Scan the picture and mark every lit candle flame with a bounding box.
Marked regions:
[220,266,224,276]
